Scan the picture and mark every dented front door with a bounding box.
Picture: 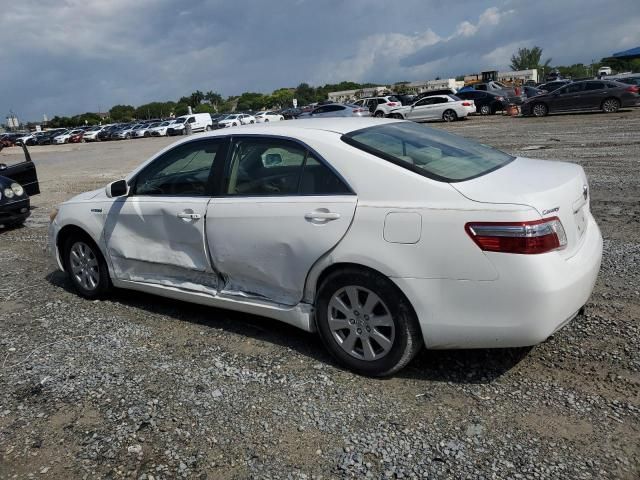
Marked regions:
[104,197,216,293]
[103,138,224,294]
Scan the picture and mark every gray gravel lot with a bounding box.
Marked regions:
[1,110,639,479]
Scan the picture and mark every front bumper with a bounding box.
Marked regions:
[0,197,31,225]
[393,214,603,349]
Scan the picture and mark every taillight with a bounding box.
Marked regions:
[352,108,366,114]
[465,217,567,254]
[387,102,398,106]
[626,85,639,94]
[462,102,472,106]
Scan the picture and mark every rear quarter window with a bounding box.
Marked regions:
[342,122,513,182]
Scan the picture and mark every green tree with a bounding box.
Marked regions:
[135,101,176,119]
[510,46,551,71]
[109,105,136,122]
[190,90,205,106]
[236,92,266,111]
[270,88,294,108]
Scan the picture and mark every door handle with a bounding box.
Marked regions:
[177,212,201,220]
[304,211,341,221]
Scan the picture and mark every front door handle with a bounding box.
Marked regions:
[305,211,341,221]
[177,212,201,220]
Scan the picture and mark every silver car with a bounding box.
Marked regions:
[299,103,370,118]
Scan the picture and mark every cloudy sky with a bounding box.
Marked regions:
[2,0,639,121]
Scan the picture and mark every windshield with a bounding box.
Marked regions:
[342,122,514,182]
[225,115,239,119]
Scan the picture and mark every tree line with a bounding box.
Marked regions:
[47,81,379,127]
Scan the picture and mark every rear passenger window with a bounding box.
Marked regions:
[585,81,605,90]
[300,155,351,195]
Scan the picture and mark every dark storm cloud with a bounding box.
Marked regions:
[1,0,638,120]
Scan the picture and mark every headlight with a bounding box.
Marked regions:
[11,183,24,196]
[49,207,59,223]
[4,188,14,199]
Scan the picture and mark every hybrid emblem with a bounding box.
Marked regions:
[583,185,588,201]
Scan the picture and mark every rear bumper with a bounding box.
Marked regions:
[393,214,602,349]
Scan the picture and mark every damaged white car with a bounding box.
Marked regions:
[48,118,602,376]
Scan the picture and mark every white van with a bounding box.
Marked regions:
[167,113,213,136]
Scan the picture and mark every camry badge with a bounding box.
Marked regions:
[583,185,588,201]
[542,207,559,215]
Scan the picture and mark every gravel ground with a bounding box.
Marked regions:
[1,110,639,479]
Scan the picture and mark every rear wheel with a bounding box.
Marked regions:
[442,109,457,122]
[374,111,385,118]
[63,235,111,299]
[479,105,491,115]
[205,125,212,131]
[532,103,548,117]
[392,113,404,119]
[315,268,423,377]
[601,98,620,113]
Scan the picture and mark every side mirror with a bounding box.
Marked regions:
[106,179,129,198]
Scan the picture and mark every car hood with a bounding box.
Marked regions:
[65,188,105,203]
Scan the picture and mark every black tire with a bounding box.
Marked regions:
[479,104,491,115]
[374,111,385,118]
[601,97,620,113]
[205,125,212,131]
[62,234,112,299]
[315,268,423,377]
[392,113,404,119]
[442,109,457,122]
[250,120,255,124]
[532,102,548,117]
[144,132,150,137]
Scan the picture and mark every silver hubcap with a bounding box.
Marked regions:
[533,104,546,116]
[328,286,395,361]
[481,106,489,114]
[70,241,99,291]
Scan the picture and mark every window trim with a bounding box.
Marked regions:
[129,137,229,198]
[220,134,356,198]
[341,124,515,183]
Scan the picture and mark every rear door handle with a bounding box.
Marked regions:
[177,212,201,220]
[305,211,341,221]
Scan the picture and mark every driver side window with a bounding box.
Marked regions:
[133,140,220,196]
[225,138,306,196]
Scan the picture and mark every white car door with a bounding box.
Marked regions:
[103,138,225,294]
[429,97,451,119]
[206,136,357,306]
[406,98,433,121]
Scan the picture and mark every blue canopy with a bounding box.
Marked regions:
[612,46,640,59]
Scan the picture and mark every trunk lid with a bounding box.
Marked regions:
[452,157,590,258]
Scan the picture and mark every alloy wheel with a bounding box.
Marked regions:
[443,110,457,122]
[69,241,100,291]
[602,98,619,113]
[328,286,395,361]
[532,103,548,117]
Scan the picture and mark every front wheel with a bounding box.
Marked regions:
[205,125,212,131]
[442,109,457,122]
[63,235,111,299]
[532,103,548,117]
[315,268,423,377]
[601,98,620,113]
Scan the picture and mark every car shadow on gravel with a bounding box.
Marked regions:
[48,271,532,384]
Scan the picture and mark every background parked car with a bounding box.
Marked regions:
[134,122,160,138]
[455,90,509,115]
[254,111,284,122]
[460,81,524,105]
[523,86,545,98]
[615,73,640,88]
[522,80,640,117]
[149,121,175,137]
[36,129,66,145]
[82,126,105,142]
[301,103,370,118]
[353,96,402,117]
[536,80,572,92]
[54,129,83,144]
[68,131,85,143]
[98,125,121,141]
[217,114,256,127]
[279,107,302,119]
[167,114,214,135]
[388,94,470,122]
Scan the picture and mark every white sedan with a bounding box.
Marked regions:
[388,95,472,122]
[48,118,602,376]
[218,114,255,127]
[149,121,175,137]
[53,129,84,144]
[254,111,284,123]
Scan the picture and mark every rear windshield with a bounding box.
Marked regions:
[342,122,514,182]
